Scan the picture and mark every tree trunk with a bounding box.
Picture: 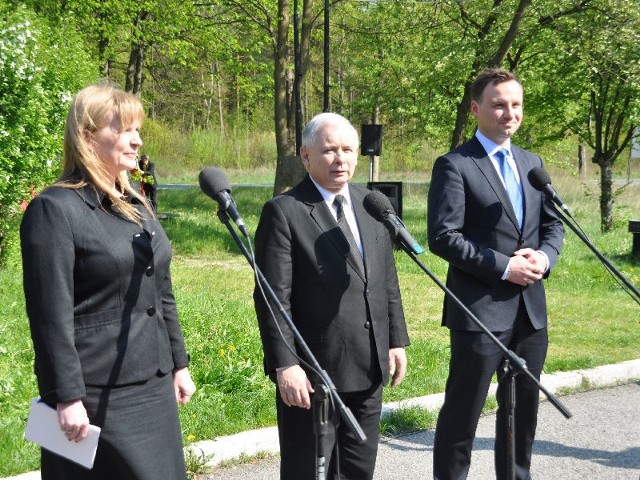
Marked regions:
[273,0,297,196]
[449,0,532,149]
[599,160,614,232]
[275,155,307,195]
[202,72,212,129]
[133,45,144,95]
[125,44,145,94]
[215,61,225,139]
[125,49,137,93]
[286,68,296,147]
[301,0,315,105]
[578,144,587,179]
[98,36,111,78]
[450,82,474,150]
[488,0,532,67]
[273,0,317,196]
[125,12,149,95]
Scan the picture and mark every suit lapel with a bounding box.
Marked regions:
[468,138,521,232]
[513,147,537,229]
[349,186,371,281]
[301,177,366,282]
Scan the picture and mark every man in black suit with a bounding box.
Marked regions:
[254,112,410,479]
[427,68,564,479]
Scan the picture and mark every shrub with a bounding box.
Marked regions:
[0,4,97,263]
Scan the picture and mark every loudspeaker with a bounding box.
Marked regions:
[361,124,382,156]
[367,181,403,219]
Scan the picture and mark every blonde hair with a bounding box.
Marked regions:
[58,83,152,223]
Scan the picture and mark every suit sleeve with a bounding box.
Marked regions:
[20,194,86,403]
[383,232,410,348]
[160,268,190,369]
[427,155,511,286]
[253,200,299,374]
[531,162,564,276]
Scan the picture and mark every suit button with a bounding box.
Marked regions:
[364,321,371,329]
[146,306,156,316]
[145,265,154,276]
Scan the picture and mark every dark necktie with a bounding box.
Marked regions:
[333,194,364,272]
[496,148,523,227]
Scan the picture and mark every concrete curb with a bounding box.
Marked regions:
[5,359,640,479]
[190,358,640,469]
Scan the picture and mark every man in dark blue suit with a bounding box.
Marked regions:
[254,112,410,479]
[427,68,565,479]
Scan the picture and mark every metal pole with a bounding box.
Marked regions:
[323,0,330,112]
[294,0,302,153]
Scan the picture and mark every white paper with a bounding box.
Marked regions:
[25,397,101,469]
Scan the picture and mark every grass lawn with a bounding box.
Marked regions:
[0,168,638,476]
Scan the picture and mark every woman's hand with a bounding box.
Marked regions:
[57,400,90,442]
[173,367,196,405]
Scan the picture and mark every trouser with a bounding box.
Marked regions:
[433,300,548,480]
[277,382,383,480]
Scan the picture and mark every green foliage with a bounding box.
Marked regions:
[3,0,639,253]
[138,1,274,131]
[331,1,464,147]
[140,118,277,181]
[0,263,40,476]
[184,444,213,480]
[380,405,438,436]
[0,3,97,262]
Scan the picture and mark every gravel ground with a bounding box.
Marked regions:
[199,381,640,480]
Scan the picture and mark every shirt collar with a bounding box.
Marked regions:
[475,130,512,158]
[309,176,352,206]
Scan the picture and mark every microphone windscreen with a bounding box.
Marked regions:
[528,167,552,192]
[199,166,231,199]
[363,190,395,221]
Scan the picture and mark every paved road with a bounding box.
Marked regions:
[199,381,640,480]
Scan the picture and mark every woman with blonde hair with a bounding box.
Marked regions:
[21,84,196,479]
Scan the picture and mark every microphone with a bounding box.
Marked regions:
[527,167,570,214]
[363,190,424,255]
[198,166,249,236]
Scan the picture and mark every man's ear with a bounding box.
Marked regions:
[300,147,309,166]
[470,100,479,118]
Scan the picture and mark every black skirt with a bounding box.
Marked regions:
[41,372,187,480]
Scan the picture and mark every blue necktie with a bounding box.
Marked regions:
[496,148,523,227]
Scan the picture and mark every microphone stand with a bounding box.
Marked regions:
[215,208,367,479]
[394,241,572,480]
[551,206,640,304]
[313,383,330,480]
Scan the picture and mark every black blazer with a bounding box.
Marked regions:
[253,175,409,392]
[427,137,564,332]
[21,185,189,404]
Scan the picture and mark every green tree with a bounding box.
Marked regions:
[565,1,639,231]
[524,0,640,231]
[331,1,459,146]
[219,0,321,194]
[0,3,97,263]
